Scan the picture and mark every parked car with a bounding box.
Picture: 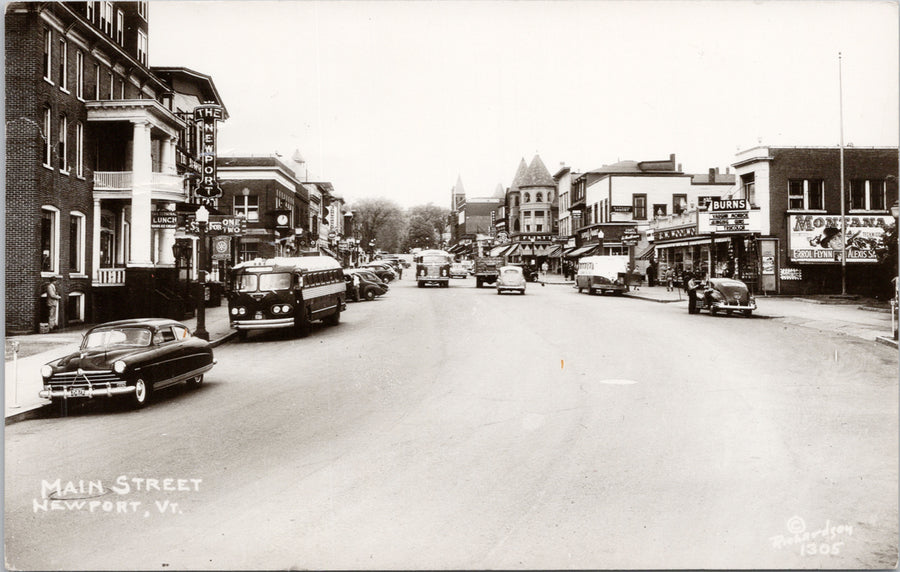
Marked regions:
[361,262,396,282]
[449,263,468,278]
[38,318,215,410]
[344,269,389,301]
[496,265,527,295]
[462,260,475,274]
[690,277,756,317]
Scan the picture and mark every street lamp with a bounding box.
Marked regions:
[195,205,210,341]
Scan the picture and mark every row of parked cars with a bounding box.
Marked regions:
[343,259,400,301]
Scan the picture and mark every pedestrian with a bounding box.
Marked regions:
[45,275,61,330]
[647,261,656,287]
[351,272,361,302]
[686,270,708,314]
[665,266,675,292]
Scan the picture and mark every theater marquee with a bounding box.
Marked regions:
[788,214,893,263]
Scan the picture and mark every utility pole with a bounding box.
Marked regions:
[839,51,847,296]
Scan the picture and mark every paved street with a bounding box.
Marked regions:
[5,275,898,570]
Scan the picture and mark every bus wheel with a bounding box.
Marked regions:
[417,281,424,288]
[237,330,247,341]
[476,278,482,288]
[294,313,311,337]
[325,308,341,326]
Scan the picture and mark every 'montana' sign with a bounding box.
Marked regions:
[788,215,893,263]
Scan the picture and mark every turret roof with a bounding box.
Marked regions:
[509,158,528,193]
[520,155,555,187]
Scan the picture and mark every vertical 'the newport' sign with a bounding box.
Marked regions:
[194,104,224,199]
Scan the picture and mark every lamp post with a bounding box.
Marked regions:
[195,205,210,341]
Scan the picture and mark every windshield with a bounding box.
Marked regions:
[82,327,152,350]
[421,255,450,264]
[502,268,522,276]
[235,272,291,292]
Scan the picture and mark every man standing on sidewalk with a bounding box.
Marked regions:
[45,276,61,330]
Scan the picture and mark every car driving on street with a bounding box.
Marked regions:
[496,265,527,295]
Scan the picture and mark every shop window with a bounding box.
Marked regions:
[633,194,647,220]
[41,207,60,275]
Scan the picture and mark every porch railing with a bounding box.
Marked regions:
[93,171,185,194]
[94,267,126,285]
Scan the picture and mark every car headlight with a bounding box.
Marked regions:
[40,365,53,379]
[113,360,126,374]
[419,269,425,276]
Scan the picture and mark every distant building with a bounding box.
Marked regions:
[447,176,503,258]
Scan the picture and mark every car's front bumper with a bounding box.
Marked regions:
[39,384,135,399]
[710,300,757,311]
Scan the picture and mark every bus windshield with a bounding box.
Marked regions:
[235,272,292,292]
[421,254,450,264]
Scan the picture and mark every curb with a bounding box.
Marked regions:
[5,329,238,426]
[876,336,899,349]
[624,294,684,304]
[858,306,892,314]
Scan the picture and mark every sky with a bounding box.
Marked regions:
[149,0,899,209]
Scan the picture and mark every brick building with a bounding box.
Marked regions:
[6,2,226,333]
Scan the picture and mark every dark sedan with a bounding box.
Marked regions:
[39,318,215,409]
[344,270,389,301]
[361,263,397,282]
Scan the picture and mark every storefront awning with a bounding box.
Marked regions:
[503,244,520,257]
[320,246,338,258]
[654,236,731,249]
[489,244,508,257]
[566,244,599,258]
[548,245,563,257]
[636,245,656,260]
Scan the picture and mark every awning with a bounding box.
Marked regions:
[448,243,465,254]
[319,246,338,258]
[503,244,520,257]
[566,244,598,258]
[548,245,563,257]
[636,245,656,260]
[562,246,580,257]
[489,244,508,257]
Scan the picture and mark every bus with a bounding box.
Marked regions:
[228,256,346,339]
[415,249,452,288]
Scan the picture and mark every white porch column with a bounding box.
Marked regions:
[92,198,101,280]
[160,136,177,175]
[157,202,176,265]
[129,120,153,266]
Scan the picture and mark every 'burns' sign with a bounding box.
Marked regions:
[193,105,224,199]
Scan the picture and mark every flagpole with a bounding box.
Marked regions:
[839,52,847,296]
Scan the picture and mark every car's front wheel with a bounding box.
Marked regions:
[132,378,151,409]
[365,288,376,301]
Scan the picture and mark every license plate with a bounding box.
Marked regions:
[255,312,263,320]
[69,388,86,397]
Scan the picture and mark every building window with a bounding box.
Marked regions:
[119,79,125,99]
[741,172,756,206]
[42,107,52,166]
[138,30,148,65]
[850,179,886,211]
[524,192,530,203]
[86,1,94,21]
[138,1,148,19]
[69,211,85,274]
[108,71,114,100]
[536,192,543,202]
[547,191,553,202]
[58,38,68,90]
[116,10,124,45]
[234,195,259,222]
[103,2,113,35]
[58,115,67,172]
[633,194,647,220]
[239,240,259,262]
[75,50,84,99]
[673,194,687,215]
[67,292,85,323]
[43,29,52,82]
[788,179,825,210]
[41,207,60,274]
[94,64,101,99]
[75,122,84,177]
[536,224,543,232]
[653,204,667,218]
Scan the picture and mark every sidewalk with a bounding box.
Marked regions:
[4,305,237,424]
[623,285,898,348]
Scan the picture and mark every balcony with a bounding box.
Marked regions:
[94,267,126,286]
[93,171,186,199]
